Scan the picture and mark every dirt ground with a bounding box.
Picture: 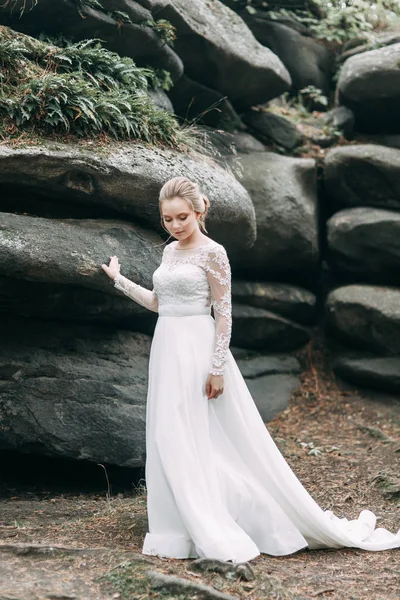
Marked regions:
[0,339,399,600]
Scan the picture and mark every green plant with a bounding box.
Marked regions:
[145,18,176,46]
[0,28,182,146]
[234,1,400,44]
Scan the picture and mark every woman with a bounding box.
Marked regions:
[102,176,399,562]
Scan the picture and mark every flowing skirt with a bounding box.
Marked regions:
[142,307,400,562]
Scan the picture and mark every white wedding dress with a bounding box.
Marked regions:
[114,239,400,562]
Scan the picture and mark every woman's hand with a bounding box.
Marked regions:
[101,255,121,280]
[206,374,224,400]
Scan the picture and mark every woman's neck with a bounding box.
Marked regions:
[175,230,208,249]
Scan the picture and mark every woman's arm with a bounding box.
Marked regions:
[102,255,158,312]
[204,245,232,398]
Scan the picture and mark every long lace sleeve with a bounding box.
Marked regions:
[205,246,232,376]
[114,274,158,313]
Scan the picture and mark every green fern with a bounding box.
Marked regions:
[0,27,182,146]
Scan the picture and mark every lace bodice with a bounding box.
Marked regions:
[114,240,232,376]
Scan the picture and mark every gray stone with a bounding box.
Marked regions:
[327,207,400,284]
[232,281,316,325]
[0,143,256,264]
[233,133,266,154]
[322,106,355,139]
[191,558,255,582]
[0,213,162,293]
[338,43,400,133]
[148,88,174,113]
[156,0,291,107]
[323,145,400,212]
[234,152,318,282]
[237,354,301,379]
[0,276,157,334]
[245,374,299,423]
[0,0,184,81]
[333,356,400,394]
[242,13,332,96]
[232,304,310,352]
[243,109,303,150]
[0,318,151,467]
[325,285,400,355]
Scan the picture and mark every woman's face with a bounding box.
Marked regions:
[161,197,200,241]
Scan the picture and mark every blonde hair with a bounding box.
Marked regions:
[159,176,210,233]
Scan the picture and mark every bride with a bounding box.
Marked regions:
[102,176,400,562]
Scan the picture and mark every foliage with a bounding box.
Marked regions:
[145,19,177,46]
[0,27,182,146]
[231,0,400,43]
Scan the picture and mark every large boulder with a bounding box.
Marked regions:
[338,43,400,134]
[333,356,400,395]
[240,12,332,96]
[232,304,310,351]
[327,208,400,284]
[324,145,400,213]
[243,109,303,150]
[234,152,318,282]
[0,143,256,264]
[0,212,163,292]
[0,0,183,80]
[232,281,316,325]
[0,318,151,467]
[156,0,292,107]
[325,285,400,355]
[245,374,300,423]
[0,276,158,336]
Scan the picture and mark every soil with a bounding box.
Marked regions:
[0,338,399,600]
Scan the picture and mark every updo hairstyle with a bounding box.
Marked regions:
[159,176,210,232]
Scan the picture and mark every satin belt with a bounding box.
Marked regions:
[159,304,211,317]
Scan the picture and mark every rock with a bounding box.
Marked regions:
[232,304,310,351]
[0,213,163,292]
[134,0,168,13]
[0,276,157,335]
[237,354,301,379]
[233,132,266,154]
[338,43,400,134]
[99,0,152,23]
[234,152,318,282]
[167,75,242,129]
[333,356,400,394]
[245,374,299,422]
[241,13,332,96]
[191,558,255,582]
[148,87,174,113]
[327,208,400,284]
[325,285,400,354]
[339,32,400,64]
[0,143,256,264]
[322,106,355,139]
[364,135,400,150]
[323,144,400,212]
[156,0,292,107]
[0,318,151,467]
[0,0,184,81]
[243,109,303,150]
[232,281,316,325]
